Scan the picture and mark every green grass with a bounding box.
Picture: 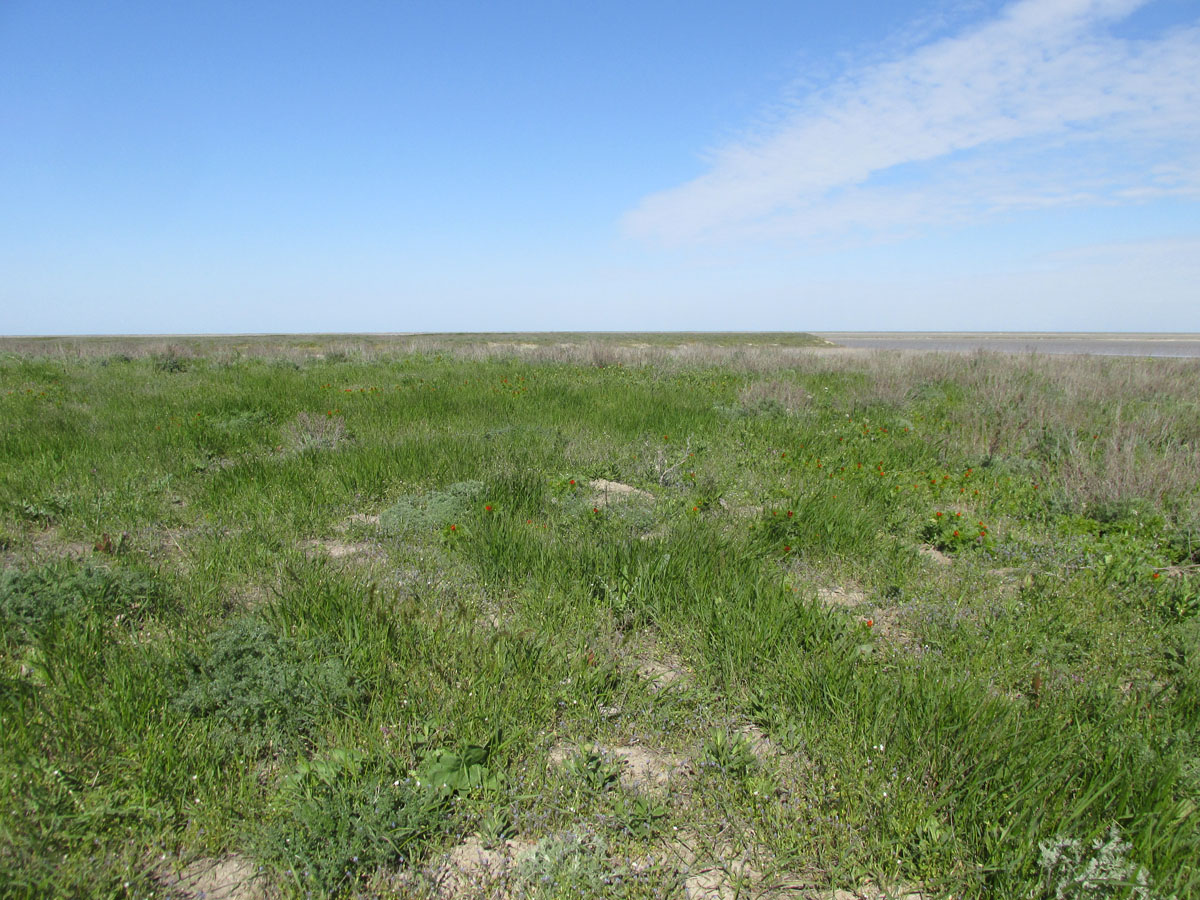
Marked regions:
[1,337,1197,898]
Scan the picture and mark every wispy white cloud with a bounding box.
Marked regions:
[624,0,1200,245]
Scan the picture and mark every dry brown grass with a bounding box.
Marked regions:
[772,350,1200,519]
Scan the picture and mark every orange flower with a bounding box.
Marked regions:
[866,618,874,627]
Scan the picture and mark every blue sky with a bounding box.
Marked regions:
[2,0,1197,335]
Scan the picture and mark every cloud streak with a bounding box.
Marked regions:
[624,0,1200,245]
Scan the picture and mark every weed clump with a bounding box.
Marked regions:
[517,832,639,899]
[1039,827,1163,899]
[380,480,485,534]
[0,562,166,647]
[563,749,624,794]
[284,410,348,453]
[172,618,359,752]
[700,729,757,778]
[260,750,449,897]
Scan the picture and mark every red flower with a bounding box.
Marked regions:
[485,505,492,512]
[935,511,942,517]
[450,524,456,531]
[1152,572,1161,579]
[784,545,791,552]
[593,507,599,513]
[865,618,874,627]
[953,530,959,537]
[787,510,793,517]
[569,479,575,486]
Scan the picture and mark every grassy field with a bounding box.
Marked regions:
[1,334,1197,899]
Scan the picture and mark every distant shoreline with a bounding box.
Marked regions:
[812,332,1200,358]
[2,331,1199,358]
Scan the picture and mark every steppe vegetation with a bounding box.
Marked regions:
[1,334,1197,899]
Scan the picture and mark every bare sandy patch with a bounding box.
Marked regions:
[653,833,769,900]
[630,632,691,691]
[917,544,952,566]
[24,528,93,561]
[861,606,923,654]
[166,856,266,900]
[589,478,654,507]
[549,742,689,792]
[433,836,535,898]
[684,860,763,899]
[303,538,371,559]
[737,724,781,761]
[658,834,926,900]
[339,512,381,530]
[828,885,932,900]
[636,653,691,691]
[815,585,869,609]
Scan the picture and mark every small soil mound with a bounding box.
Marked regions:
[339,512,381,530]
[166,856,265,900]
[549,742,688,792]
[589,479,653,507]
[918,544,952,566]
[611,744,689,791]
[737,724,780,761]
[635,654,690,691]
[862,606,921,654]
[630,633,691,691]
[815,585,868,608]
[434,836,534,898]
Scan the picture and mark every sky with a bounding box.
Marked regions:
[1,0,1198,335]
